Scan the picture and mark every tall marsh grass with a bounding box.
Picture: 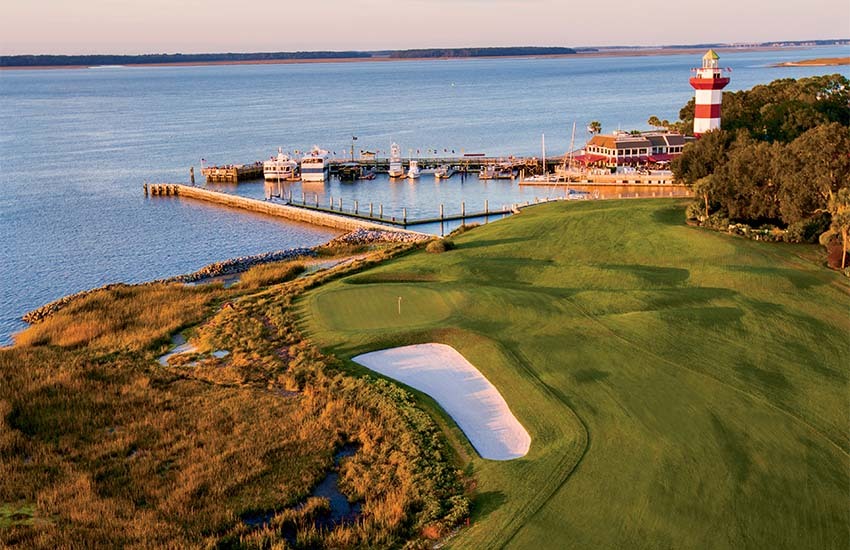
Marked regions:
[1,242,467,548]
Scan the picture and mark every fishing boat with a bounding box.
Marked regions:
[434,165,456,179]
[263,148,299,181]
[301,146,330,182]
[407,160,421,179]
[388,143,405,178]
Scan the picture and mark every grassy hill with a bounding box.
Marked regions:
[300,199,850,549]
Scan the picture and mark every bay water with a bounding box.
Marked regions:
[1,45,847,343]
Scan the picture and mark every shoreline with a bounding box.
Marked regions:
[18,228,430,327]
[771,56,849,67]
[0,46,805,71]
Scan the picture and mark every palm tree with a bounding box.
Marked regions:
[588,120,602,136]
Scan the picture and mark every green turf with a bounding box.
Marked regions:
[299,199,850,549]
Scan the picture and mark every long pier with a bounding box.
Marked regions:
[144,183,527,230]
[143,183,426,233]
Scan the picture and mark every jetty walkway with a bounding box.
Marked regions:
[144,183,523,229]
[144,183,421,232]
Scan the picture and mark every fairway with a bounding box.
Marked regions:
[299,199,850,549]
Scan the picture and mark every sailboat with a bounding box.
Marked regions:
[523,133,555,183]
[556,121,580,181]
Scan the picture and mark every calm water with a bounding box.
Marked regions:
[1,45,847,343]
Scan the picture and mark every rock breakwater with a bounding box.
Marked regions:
[327,228,430,246]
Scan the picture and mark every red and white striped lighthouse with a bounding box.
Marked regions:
[689,49,730,136]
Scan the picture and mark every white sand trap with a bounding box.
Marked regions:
[353,343,530,460]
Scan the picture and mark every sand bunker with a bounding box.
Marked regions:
[353,343,530,460]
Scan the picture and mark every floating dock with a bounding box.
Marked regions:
[201,162,263,183]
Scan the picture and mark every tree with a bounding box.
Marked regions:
[829,188,850,269]
[671,129,732,184]
[777,122,850,224]
[647,115,671,131]
[693,175,716,219]
[588,121,602,136]
[714,135,782,221]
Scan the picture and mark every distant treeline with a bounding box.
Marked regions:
[388,46,578,58]
[0,51,372,67]
[1,47,586,67]
[662,39,848,49]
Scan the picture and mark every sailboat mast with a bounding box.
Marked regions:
[568,121,577,169]
[542,133,546,175]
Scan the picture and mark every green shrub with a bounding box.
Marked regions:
[685,202,704,221]
[786,213,831,244]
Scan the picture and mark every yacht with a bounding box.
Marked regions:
[388,143,405,178]
[407,160,421,179]
[301,146,330,182]
[263,148,299,181]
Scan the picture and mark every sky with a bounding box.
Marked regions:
[2,0,848,55]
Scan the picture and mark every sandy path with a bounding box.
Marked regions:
[353,343,530,460]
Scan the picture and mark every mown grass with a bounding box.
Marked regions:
[0,246,468,548]
[300,199,850,549]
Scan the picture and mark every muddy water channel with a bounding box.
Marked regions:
[243,444,361,532]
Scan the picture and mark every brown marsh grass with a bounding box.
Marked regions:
[1,242,467,548]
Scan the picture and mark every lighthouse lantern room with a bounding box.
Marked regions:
[689,49,731,136]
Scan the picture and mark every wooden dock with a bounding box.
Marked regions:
[519,172,678,186]
[201,162,263,183]
[276,196,516,227]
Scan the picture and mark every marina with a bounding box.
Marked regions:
[197,151,678,185]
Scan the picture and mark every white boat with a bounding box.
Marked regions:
[407,160,421,179]
[479,163,513,180]
[263,148,299,181]
[301,146,330,182]
[388,143,405,178]
[434,165,456,179]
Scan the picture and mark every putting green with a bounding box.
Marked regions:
[310,284,454,331]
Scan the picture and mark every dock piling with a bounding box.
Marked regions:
[370,203,374,217]
[461,201,466,219]
[354,200,359,214]
[403,208,407,225]
[190,167,195,185]
[485,199,488,213]
[440,204,444,220]
[380,204,384,218]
